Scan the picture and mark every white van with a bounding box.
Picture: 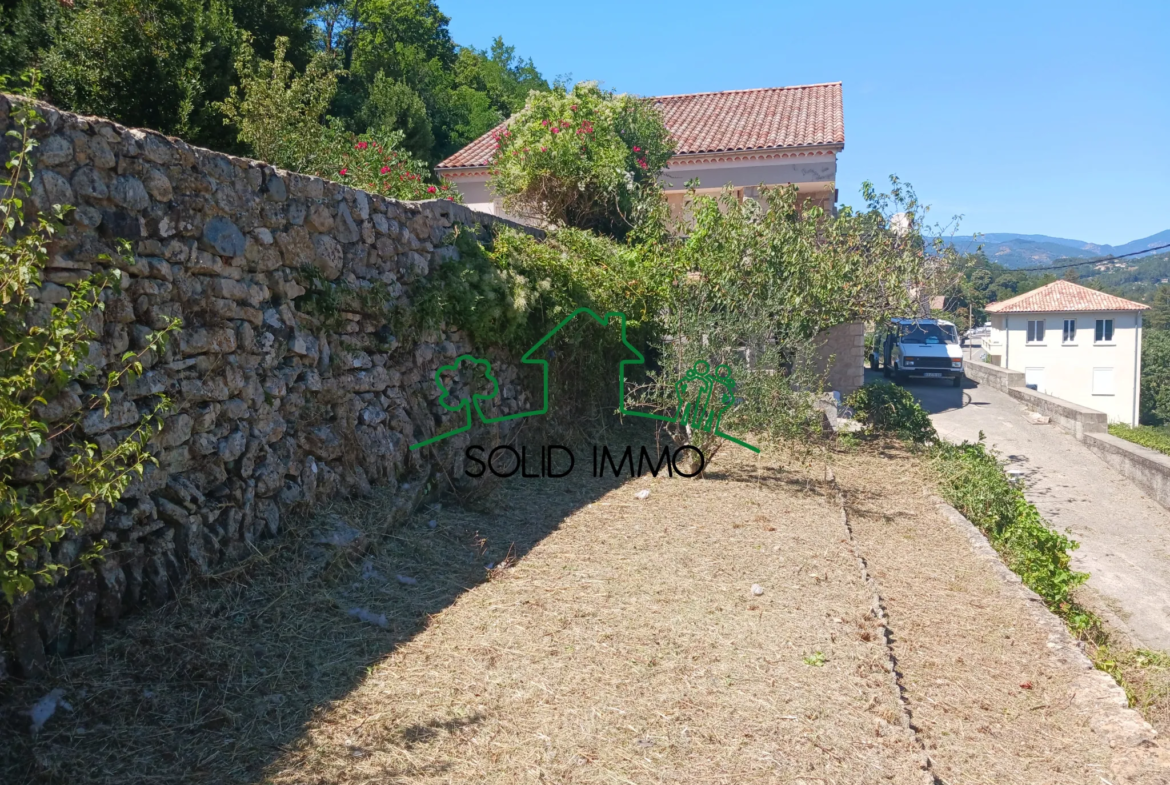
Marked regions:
[870,318,964,387]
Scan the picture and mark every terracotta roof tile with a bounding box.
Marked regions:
[437,82,844,170]
[984,279,1150,314]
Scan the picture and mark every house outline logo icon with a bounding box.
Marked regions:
[409,307,759,453]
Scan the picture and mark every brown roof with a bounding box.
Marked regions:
[436,82,844,171]
[984,279,1150,314]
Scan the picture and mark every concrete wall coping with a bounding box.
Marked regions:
[1005,386,1109,424]
[1084,431,1170,475]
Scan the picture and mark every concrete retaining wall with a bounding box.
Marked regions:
[1084,433,1170,512]
[964,359,1024,392]
[1004,387,1108,439]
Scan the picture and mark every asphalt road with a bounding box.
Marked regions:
[871,353,1170,650]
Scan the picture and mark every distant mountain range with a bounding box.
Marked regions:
[934,230,1170,269]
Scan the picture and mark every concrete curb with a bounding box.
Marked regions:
[935,498,1170,783]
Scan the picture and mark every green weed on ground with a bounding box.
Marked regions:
[929,439,1102,638]
[1109,422,1170,458]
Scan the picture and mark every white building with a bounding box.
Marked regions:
[435,82,844,222]
[983,280,1149,425]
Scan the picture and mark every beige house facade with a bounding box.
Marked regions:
[437,82,844,223]
[983,280,1148,425]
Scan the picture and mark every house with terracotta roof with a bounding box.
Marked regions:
[983,279,1149,425]
[437,82,844,222]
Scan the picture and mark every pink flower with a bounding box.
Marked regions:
[447,196,455,201]
[427,186,437,193]
[571,104,578,111]
[541,146,547,152]
[339,167,348,176]
[541,119,549,126]
[551,127,560,134]
[355,141,368,150]
[633,146,641,152]
[380,166,390,174]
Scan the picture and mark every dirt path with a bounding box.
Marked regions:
[1,442,1138,783]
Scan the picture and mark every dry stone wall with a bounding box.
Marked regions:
[0,95,538,677]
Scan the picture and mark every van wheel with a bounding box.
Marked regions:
[953,374,964,388]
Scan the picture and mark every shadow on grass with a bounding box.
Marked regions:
[0,438,641,785]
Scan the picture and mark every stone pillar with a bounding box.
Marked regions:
[810,321,865,396]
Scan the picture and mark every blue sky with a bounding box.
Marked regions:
[442,0,1169,246]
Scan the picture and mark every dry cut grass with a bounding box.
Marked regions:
[265,446,926,783]
[0,438,1125,784]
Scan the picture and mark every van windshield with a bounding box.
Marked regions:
[900,323,958,345]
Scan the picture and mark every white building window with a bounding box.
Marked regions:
[1095,319,1114,343]
[1027,320,1046,343]
[1063,319,1077,343]
[1092,367,1115,396]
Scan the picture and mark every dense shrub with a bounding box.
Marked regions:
[0,104,177,601]
[218,37,452,201]
[489,82,674,239]
[846,382,937,443]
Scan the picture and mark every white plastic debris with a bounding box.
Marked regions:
[29,688,73,735]
[751,584,764,596]
[395,574,418,586]
[634,489,651,500]
[346,607,389,628]
[313,522,363,547]
[359,559,383,582]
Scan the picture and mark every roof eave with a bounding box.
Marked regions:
[440,141,846,175]
[668,142,843,161]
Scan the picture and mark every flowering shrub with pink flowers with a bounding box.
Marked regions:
[333,132,461,203]
[488,82,674,239]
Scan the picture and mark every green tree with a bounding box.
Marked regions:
[1147,285,1170,331]
[357,71,434,161]
[1141,328,1170,425]
[40,0,245,149]
[217,36,342,174]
